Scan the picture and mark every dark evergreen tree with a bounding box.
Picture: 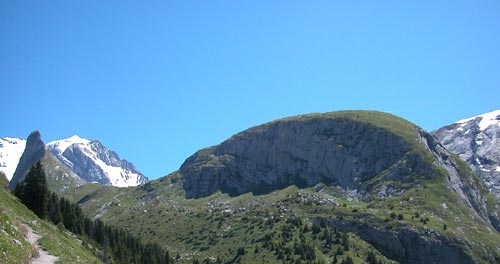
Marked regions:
[48,192,62,224]
[15,161,49,219]
[342,233,350,251]
[13,181,24,200]
[312,223,321,234]
[366,251,378,264]
[342,256,354,264]
[45,188,172,263]
[11,161,172,264]
[302,223,310,233]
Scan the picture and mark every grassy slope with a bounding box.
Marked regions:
[76,173,500,263]
[0,180,103,264]
[76,177,396,263]
[74,111,500,263]
[41,151,87,194]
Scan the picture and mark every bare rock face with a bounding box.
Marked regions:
[181,112,441,199]
[319,217,475,264]
[47,136,148,187]
[8,131,86,193]
[432,110,500,199]
[180,111,495,226]
[9,131,46,189]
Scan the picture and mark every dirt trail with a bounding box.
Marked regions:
[22,224,59,264]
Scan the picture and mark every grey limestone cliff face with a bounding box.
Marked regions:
[9,131,46,189]
[180,113,494,226]
[181,117,423,198]
[89,140,142,176]
[48,139,148,186]
[432,115,500,200]
[48,136,148,187]
[61,143,108,184]
[9,131,86,192]
[420,131,492,223]
[318,218,474,264]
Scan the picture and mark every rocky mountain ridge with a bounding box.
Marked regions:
[432,110,500,199]
[180,111,491,223]
[8,131,86,193]
[181,114,410,198]
[47,135,148,187]
[1,132,148,189]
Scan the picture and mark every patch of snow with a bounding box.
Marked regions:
[87,151,142,187]
[48,135,144,187]
[47,135,90,154]
[455,110,500,131]
[0,137,27,181]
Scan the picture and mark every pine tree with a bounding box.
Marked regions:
[342,256,354,264]
[16,161,49,219]
[48,192,62,224]
[33,186,173,264]
[13,181,24,200]
[366,251,378,264]
[332,254,338,264]
[342,233,350,251]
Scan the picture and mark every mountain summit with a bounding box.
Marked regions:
[8,131,85,192]
[181,111,415,198]
[181,111,487,216]
[47,135,148,187]
[432,109,500,199]
[2,132,148,190]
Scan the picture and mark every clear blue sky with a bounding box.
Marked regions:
[2,1,499,179]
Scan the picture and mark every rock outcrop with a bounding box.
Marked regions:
[181,111,482,208]
[318,217,475,264]
[181,111,496,225]
[9,131,46,189]
[432,110,500,199]
[47,135,148,187]
[8,131,86,192]
[181,114,412,198]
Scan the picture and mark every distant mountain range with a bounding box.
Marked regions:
[1,132,148,190]
[1,110,500,263]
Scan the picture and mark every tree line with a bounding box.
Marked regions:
[14,161,173,264]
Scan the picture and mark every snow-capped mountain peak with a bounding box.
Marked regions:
[433,109,500,199]
[455,109,500,131]
[0,137,27,181]
[47,136,148,187]
[48,135,91,154]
